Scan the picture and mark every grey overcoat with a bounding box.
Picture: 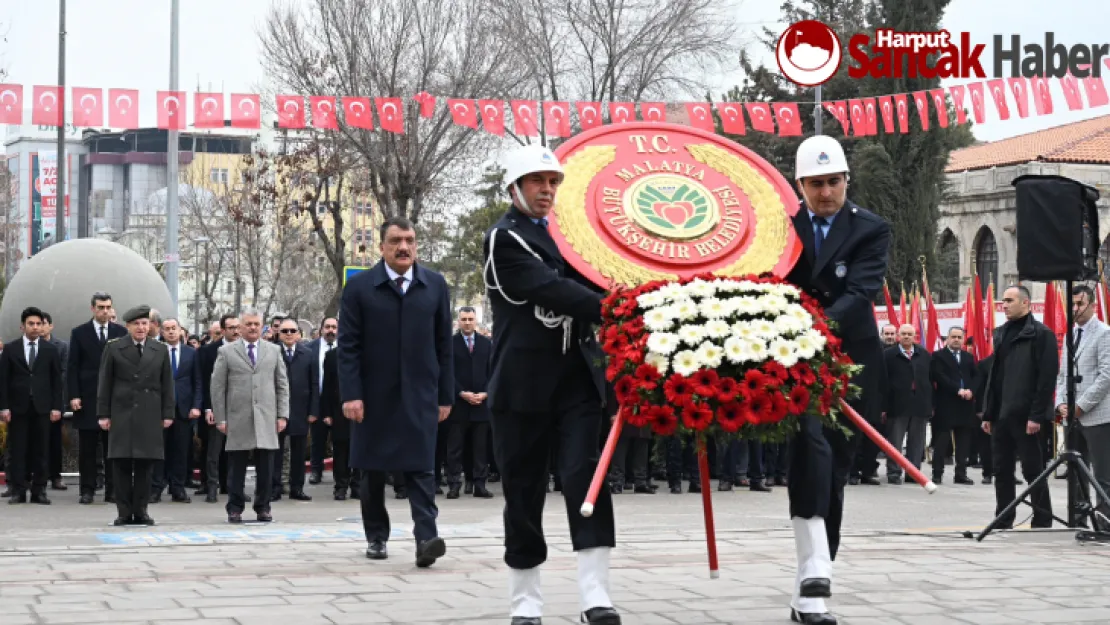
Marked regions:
[210,339,290,451]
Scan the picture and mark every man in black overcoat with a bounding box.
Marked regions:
[320,346,358,500]
[784,135,891,625]
[883,325,933,483]
[338,216,454,569]
[274,318,318,501]
[483,144,619,625]
[446,306,494,499]
[196,314,239,502]
[67,291,127,504]
[150,318,202,503]
[930,326,979,485]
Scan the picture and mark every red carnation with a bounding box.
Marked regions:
[818,389,834,414]
[742,369,769,394]
[715,376,741,403]
[691,369,720,397]
[605,361,624,382]
[614,376,640,403]
[787,386,811,415]
[768,392,789,423]
[624,317,646,337]
[663,374,695,406]
[716,402,745,433]
[763,361,789,383]
[624,405,650,428]
[649,405,679,436]
[838,373,851,397]
[790,363,817,386]
[681,403,714,431]
[747,391,772,423]
[634,363,663,389]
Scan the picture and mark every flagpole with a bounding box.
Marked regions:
[55,0,66,244]
[165,0,181,316]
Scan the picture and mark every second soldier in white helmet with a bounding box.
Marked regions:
[482,144,620,625]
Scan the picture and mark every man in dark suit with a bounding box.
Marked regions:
[784,135,891,625]
[97,305,175,526]
[0,307,65,504]
[42,311,69,492]
[320,346,358,500]
[308,317,337,484]
[196,314,239,502]
[67,291,128,504]
[930,326,979,485]
[274,317,317,501]
[483,145,619,625]
[339,216,453,568]
[882,325,933,484]
[446,306,493,499]
[150,318,202,503]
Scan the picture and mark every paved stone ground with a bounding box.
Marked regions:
[1,473,1108,624]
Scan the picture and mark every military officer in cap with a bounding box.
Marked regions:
[96,305,176,526]
[483,144,619,625]
[784,135,891,625]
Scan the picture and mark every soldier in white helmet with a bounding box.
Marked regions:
[783,135,891,625]
[482,144,619,625]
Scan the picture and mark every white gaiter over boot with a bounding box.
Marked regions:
[791,516,832,614]
[577,547,613,612]
[510,566,543,618]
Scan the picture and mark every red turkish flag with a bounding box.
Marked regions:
[544,101,571,137]
[276,95,306,129]
[72,87,103,127]
[194,92,224,129]
[108,89,139,129]
[893,94,910,133]
[512,101,538,136]
[310,96,338,130]
[641,102,667,122]
[948,85,968,125]
[966,82,986,123]
[447,99,478,129]
[929,89,949,128]
[686,103,715,131]
[414,92,436,118]
[1006,78,1031,117]
[745,102,774,133]
[863,98,879,135]
[1029,77,1054,115]
[1079,64,1109,107]
[1059,74,1085,111]
[877,96,895,133]
[609,102,635,123]
[157,90,185,130]
[342,97,374,130]
[847,99,867,135]
[0,84,22,125]
[822,101,848,135]
[576,102,602,130]
[478,100,504,136]
[715,102,745,134]
[986,79,1011,120]
[375,97,405,133]
[230,94,261,129]
[32,85,63,127]
[911,91,930,130]
[772,102,802,136]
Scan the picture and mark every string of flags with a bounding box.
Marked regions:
[0,61,1107,138]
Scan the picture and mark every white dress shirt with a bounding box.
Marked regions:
[24,336,39,363]
[384,263,414,294]
[317,339,335,392]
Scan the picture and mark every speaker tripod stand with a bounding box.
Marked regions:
[974,280,1110,544]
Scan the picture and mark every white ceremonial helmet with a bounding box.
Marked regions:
[502,144,565,189]
[794,134,849,180]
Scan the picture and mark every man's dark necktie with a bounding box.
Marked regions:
[248,343,256,367]
[99,325,106,343]
[394,276,406,294]
[171,347,178,376]
[136,342,143,359]
[28,341,37,368]
[813,216,828,257]
[467,335,473,353]
[1076,328,1083,348]
[285,349,293,364]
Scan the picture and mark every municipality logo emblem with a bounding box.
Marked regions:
[629,175,718,241]
[817,152,830,165]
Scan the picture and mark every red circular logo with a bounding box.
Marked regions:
[775,20,841,87]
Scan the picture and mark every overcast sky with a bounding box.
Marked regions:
[1,0,1105,151]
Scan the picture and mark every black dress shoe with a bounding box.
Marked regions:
[30,493,51,505]
[933,476,944,485]
[132,514,156,526]
[800,578,831,598]
[257,512,273,523]
[270,492,282,502]
[206,489,218,503]
[334,491,347,501]
[669,483,682,494]
[395,490,408,500]
[104,494,116,503]
[434,485,444,495]
[774,476,789,486]
[446,486,461,499]
[611,483,624,494]
[511,618,541,625]
[790,608,837,624]
[718,481,733,491]
[366,540,388,560]
[149,492,162,504]
[861,475,881,486]
[228,512,243,523]
[848,476,860,485]
[308,472,322,485]
[982,476,993,485]
[580,606,621,624]
[171,493,192,503]
[112,517,129,526]
[750,480,773,492]
[633,484,655,494]
[415,536,446,568]
[79,493,94,505]
[464,480,474,495]
[687,482,701,493]
[489,473,501,483]
[290,491,312,501]
[955,475,975,485]
[51,479,68,491]
[8,493,26,504]
[474,485,494,498]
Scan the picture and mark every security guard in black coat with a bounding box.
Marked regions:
[784,135,891,625]
[483,144,619,625]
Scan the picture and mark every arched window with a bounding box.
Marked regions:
[974,226,999,299]
[934,229,960,303]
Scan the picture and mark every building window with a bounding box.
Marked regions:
[974,226,999,299]
[210,168,229,185]
[226,280,233,293]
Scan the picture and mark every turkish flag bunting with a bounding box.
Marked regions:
[230,94,261,129]
[447,99,478,129]
[72,87,104,127]
[715,102,745,134]
[108,88,139,129]
[823,101,848,135]
[32,85,63,127]
[576,102,603,130]
[1005,78,1031,117]
[847,99,867,135]
[877,96,895,133]
[543,101,571,137]
[0,84,22,125]
[986,79,1011,120]
[745,102,774,133]
[1059,74,1085,111]
[157,90,185,130]
[343,97,374,130]
[276,95,306,129]
[641,102,667,122]
[610,102,635,123]
[772,102,802,135]
[1079,63,1109,107]
[966,82,987,123]
[478,100,504,136]
[310,96,339,130]
[928,89,949,128]
[863,98,879,135]
[948,85,968,125]
[893,94,910,133]
[375,97,405,133]
[1029,77,1054,115]
[686,102,715,132]
[194,92,225,129]
[911,91,930,130]
[414,92,436,118]
[511,100,538,136]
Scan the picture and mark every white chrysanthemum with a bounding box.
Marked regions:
[672,350,700,376]
[645,352,670,375]
[685,279,716,298]
[637,290,667,309]
[761,294,789,314]
[752,319,777,338]
[794,333,819,359]
[731,320,758,340]
[643,307,676,332]
[774,314,804,335]
[785,304,812,324]
[646,332,680,355]
[705,318,732,339]
[678,324,706,346]
[672,299,698,321]
[733,297,759,316]
[737,280,762,293]
[723,336,748,364]
[769,338,800,367]
[746,338,769,362]
[696,341,724,368]
[699,297,730,319]
[658,283,686,301]
[803,328,827,349]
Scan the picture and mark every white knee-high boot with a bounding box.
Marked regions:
[577,547,613,612]
[791,516,832,614]
[510,567,543,618]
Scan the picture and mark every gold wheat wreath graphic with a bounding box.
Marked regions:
[555,143,790,286]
